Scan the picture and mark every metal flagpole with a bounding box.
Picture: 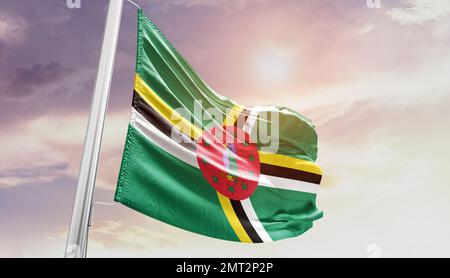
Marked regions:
[65,0,124,258]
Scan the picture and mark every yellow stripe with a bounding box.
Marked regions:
[217,193,252,243]
[224,105,244,126]
[216,104,252,242]
[134,74,203,140]
[258,151,323,175]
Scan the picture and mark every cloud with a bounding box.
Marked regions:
[41,219,181,257]
[5,61,74,98]
[317,95,450,148]
[29,0,72,25]
[0,110,129,189]
[388,0,450,25]
[293,51,450,111]
[355,21,376,35]
[0,164,69,188]
[88,220,181,250]
[314,93,450,194]
[0,13,27,45]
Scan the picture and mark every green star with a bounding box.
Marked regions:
[241,182,248,191]
[228,186,235,193]
[249,155,255,162]
[212,175,219,184]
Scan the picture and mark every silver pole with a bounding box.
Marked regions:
[65,0,124,258]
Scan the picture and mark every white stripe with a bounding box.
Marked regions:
[130,108,199,168]
[240,198,273,242]
[130,108,316,193]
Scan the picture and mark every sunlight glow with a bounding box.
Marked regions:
[254,48,293,85]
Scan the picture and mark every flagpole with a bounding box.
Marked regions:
[65,0,124,258]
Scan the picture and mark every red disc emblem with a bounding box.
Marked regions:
[196,125,260,200]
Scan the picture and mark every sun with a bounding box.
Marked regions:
[254,47,293,85]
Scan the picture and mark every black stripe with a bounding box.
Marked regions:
[260,163,322,184]
[132,91,196,151]
[230,200,263,243]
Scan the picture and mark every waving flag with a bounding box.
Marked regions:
[114,9,323,243]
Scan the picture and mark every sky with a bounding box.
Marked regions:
[0,0,450,257]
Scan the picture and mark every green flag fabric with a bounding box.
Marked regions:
[114,9,323,243]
